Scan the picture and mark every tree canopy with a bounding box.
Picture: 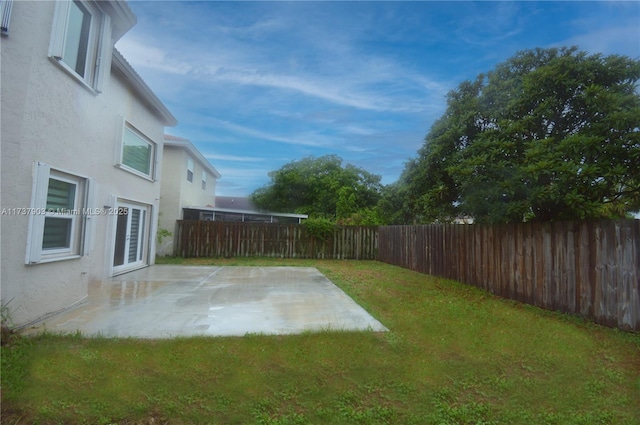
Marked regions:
[250,155,383,221]
[402,47,640,224]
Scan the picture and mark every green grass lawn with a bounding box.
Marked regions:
[2,258,639,424]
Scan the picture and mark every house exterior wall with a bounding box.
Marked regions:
[157,145,218,255]
[1,1,170,327]
[157,147,184,255]
[181,153,217,209]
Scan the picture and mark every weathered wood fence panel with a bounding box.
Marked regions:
[378,220,640,331]
[175,221,378,260]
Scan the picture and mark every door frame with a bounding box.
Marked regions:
[111,199,151,276]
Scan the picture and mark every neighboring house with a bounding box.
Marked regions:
[0,0,177,328]
[157,134,221,255]
[194,196,308,224]
[215,196,259,211]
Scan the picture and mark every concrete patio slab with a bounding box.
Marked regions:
[24,265,388,338]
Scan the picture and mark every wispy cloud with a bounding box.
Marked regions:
[119,37,444,113]
[116,38,192,75]
[117,1,448,114]
[207,119,333,148]
[452,2,526,47]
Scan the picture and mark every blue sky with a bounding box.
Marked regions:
[116,1,640,196]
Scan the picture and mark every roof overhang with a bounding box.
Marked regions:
[186,206,308,220]
[100,0,137,41]
[164,135,222,178]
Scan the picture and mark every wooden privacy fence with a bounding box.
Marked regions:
[175,221,378,260]
[378,220,640,331]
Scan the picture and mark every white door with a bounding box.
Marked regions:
[113,201,149,273]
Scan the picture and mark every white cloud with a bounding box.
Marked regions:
[208,118,333,148]
[205,60,439,113]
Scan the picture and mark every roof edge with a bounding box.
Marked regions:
[112,48,178,127]
[164,135,222,178]
[185,206,308,219]
[100,0,137,41]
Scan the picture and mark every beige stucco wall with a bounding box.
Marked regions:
[181,153,217,210]
[1,1,167,327]
[157,147,184,255]
[157,146,218,255]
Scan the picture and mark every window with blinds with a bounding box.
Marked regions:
[120,124,155,179]
[25,163,91,264]
[42,178,77,250]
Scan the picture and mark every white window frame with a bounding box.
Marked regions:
[48,0,111,93]
[187,157,194,182]
[25,162,93,264]
[117,121,156,181]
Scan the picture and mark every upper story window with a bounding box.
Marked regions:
[119,123,156,180]
[62,1,91,76]
[49,0,111,92]
[187,158,194,182]
[201,171,207,190]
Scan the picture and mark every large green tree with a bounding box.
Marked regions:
[251,154,383,219]
[403,47,640,224]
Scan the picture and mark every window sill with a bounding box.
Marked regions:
[112,263,148,277]
[49,56,99,96]
[115,164,156,182]
[27,254,82,265]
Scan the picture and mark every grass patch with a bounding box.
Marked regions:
[3,259,639,424]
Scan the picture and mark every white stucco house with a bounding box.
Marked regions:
[1,0,177,328]
[157,134,221,255]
